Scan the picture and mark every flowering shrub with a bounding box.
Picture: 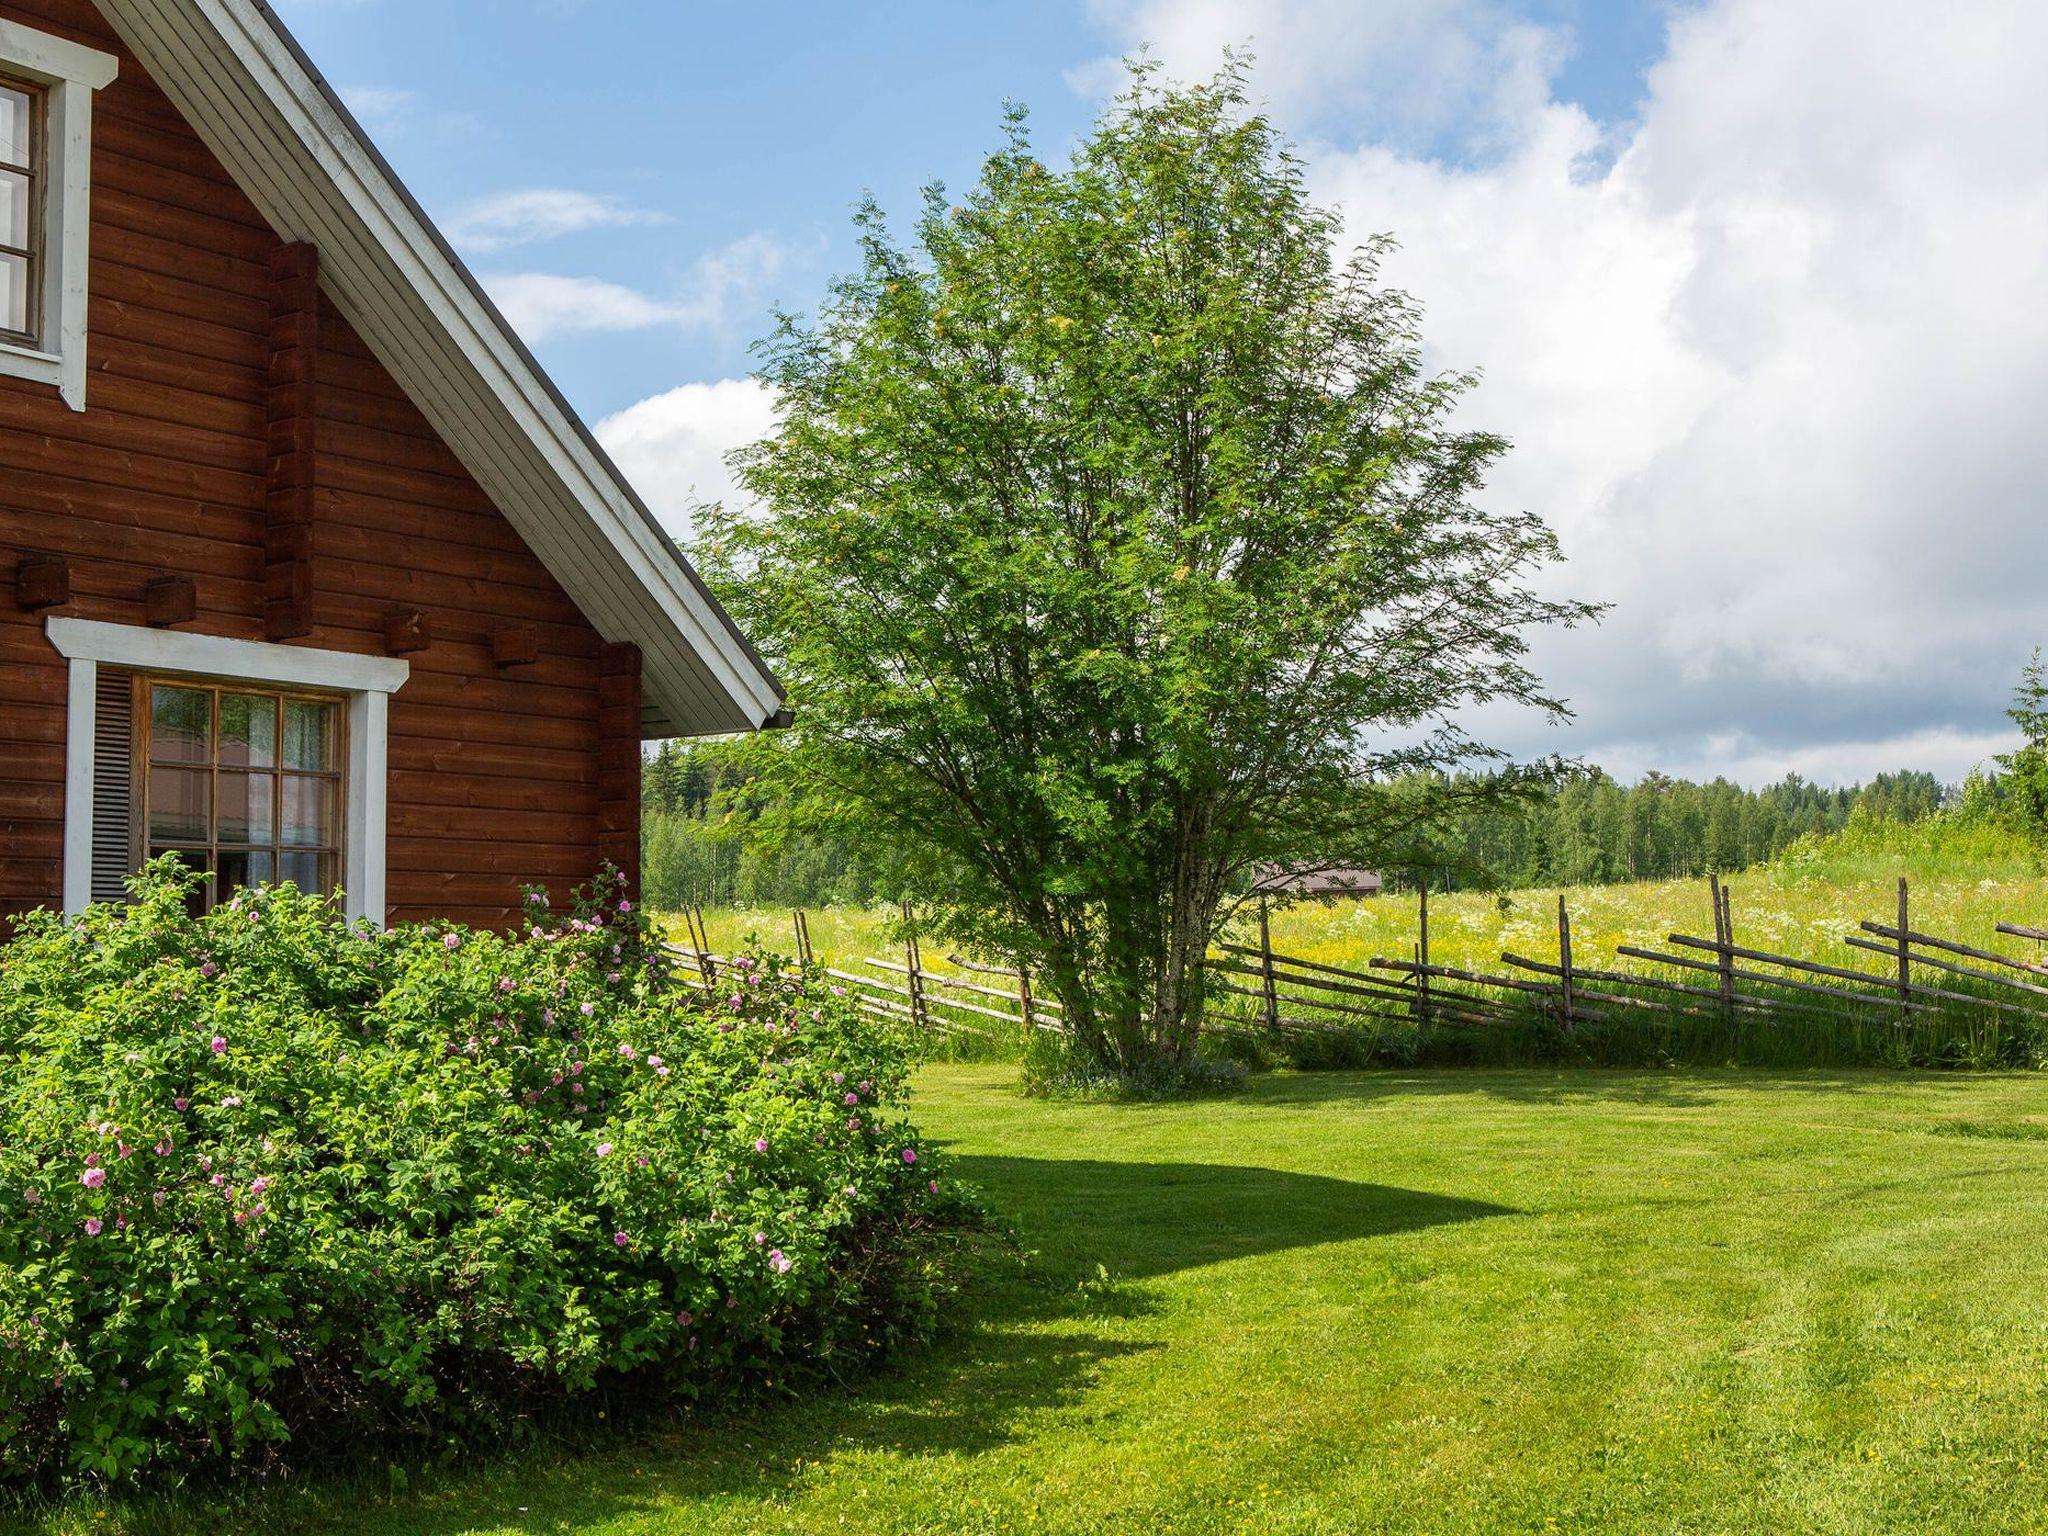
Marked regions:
[0,861,961,1485]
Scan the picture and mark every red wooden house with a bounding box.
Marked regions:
[0,0,784,930]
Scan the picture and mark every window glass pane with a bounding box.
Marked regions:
[147,766,210,842]
[0,168,26,249]
[216,771,274,845]
[0,250,25,337]
[281,774,337,847]
[217,848,275,895]
[282,699,338,771]
[219,694,278,768]
[279,850,332,895]
[0,86,28,169]
[150,687,211,763]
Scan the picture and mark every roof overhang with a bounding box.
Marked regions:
[92,0,785,739]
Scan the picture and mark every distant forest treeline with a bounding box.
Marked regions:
[640,740,1958,910]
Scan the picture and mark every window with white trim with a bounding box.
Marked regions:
[0,19,117,411]
[46,619,408,925]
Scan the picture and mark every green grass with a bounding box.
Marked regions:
[32,1063,2048,1535]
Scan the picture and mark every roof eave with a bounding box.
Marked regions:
[94,0,786,739]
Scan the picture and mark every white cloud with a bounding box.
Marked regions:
[1075,0,1568,150]
[596,378,779,539]
[1086,0,2048,787]
[481,232,788,343]
[446,188,670,254]
[339,85,416,133]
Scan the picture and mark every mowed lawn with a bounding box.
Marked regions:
[31,1065,2048,1535]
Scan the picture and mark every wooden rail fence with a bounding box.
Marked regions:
[661,878,2048,1047]
[663,904,1057,1040]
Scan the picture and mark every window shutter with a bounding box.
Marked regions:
[90,666,133,903]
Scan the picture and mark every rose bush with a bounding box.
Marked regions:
[0,861,962,1485]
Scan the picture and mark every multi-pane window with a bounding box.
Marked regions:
[139,679,345,912]
[0,75,42,345]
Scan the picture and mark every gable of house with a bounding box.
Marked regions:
[0,0,776,930]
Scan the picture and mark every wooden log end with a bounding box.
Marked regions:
[14,553,69,612]
[144,575,198,628]
[384,608,431,655]
[491,624,541,668]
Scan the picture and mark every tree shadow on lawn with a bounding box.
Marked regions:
[119,1162,1501,1536]
[952,1154,1511,1282]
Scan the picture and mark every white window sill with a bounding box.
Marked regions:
[0,340,65,390]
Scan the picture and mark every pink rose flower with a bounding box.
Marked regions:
[753,1138,769,1154]
[443,933,462,951]
[210,1036,227,1055]
[80,1168,106,1189]
[902,1148,918,1165]
[613,1231,630,1247]
[83,1218,103,1236]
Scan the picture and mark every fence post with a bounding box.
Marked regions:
[1896,878,1911,1019]
[1016,965,1035,1041]
[1557,896,1576,1032]
[793,910,814,971]
[902,901,929,1032]
[1417,882,1432,1028]
[688,905,716,987]
[1711,875,1734,1018]
[1258,899,1281,1033]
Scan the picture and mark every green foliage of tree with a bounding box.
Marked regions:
[699,64,1598,1074]
[1996,649,2048,834]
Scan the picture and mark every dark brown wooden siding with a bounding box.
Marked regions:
[0,0,615,930]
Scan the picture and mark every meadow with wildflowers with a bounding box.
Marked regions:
[681,826,2048,1071]
[0,861,964,1487]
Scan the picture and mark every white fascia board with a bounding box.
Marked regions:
[47,617,411,694]
[94,0,785,738]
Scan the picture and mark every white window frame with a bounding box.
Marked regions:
[0,19,116,411]
[46,618,409,925]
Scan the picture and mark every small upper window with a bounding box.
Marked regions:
[0,77,44,345]
[0,18,117,410]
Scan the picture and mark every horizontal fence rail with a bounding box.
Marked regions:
[662,875,2048,1056]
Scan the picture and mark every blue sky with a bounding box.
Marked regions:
[278,0,1668,419]
[273,0,2048,787]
